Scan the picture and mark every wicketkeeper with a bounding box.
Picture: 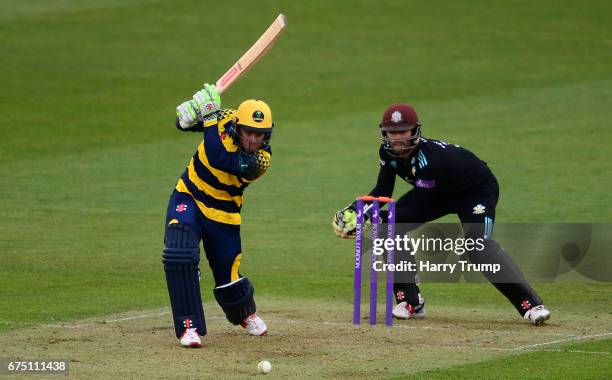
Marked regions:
[163,83,273,347]
[333,103,551,325]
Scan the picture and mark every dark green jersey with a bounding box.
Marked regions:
[372,137,494,196]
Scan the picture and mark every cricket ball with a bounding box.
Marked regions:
[257,360,272,374]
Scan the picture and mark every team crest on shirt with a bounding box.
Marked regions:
[473,204,486,214]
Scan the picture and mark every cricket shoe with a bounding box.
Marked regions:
[524,305,551,326]
[180,327,202,348]
[241,313,268,336]
[392,302,426,319]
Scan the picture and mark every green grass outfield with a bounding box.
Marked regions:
[1,0,611,378]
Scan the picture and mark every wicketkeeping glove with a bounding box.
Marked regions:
[332,206,357,239]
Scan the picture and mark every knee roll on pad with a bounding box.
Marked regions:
[213,278,256,325]
[163,223,200,264]
[162,224,206,338]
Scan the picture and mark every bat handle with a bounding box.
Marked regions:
[215,81,226,95]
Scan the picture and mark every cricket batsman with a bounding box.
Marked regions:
[163,84,272,347]
[332,103,551,325]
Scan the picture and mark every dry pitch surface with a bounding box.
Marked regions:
[1,299,610,379]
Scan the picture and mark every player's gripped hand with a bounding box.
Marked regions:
[193,83,221,117]
[176,99,200,129]
[332,207,357,239]
[175,84,221,129]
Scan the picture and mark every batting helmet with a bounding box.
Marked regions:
[228,99,274,149]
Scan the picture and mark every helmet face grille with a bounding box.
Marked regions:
[228,122,274,152]
[381,124,422,157]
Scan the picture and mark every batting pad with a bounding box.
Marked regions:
[213,277,256,325]
[162,224,206,338]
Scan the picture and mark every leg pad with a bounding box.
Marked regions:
[162,224,206,338]
[213,278,256,325]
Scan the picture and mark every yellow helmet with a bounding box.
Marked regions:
[235,99,273,132]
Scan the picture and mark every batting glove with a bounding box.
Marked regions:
[175,83,221,129]
[176,100,200,129]
[332,206,357,239]
[193,83,221,117]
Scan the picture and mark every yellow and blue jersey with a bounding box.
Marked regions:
[175,109,271,225]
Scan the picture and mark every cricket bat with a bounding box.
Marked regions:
[215,13,288,94]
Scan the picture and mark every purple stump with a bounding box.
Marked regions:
[385,201,396,327]
[370,200,380,325]
[353,199,364,325]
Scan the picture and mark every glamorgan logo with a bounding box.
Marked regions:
[252,110,265,122]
